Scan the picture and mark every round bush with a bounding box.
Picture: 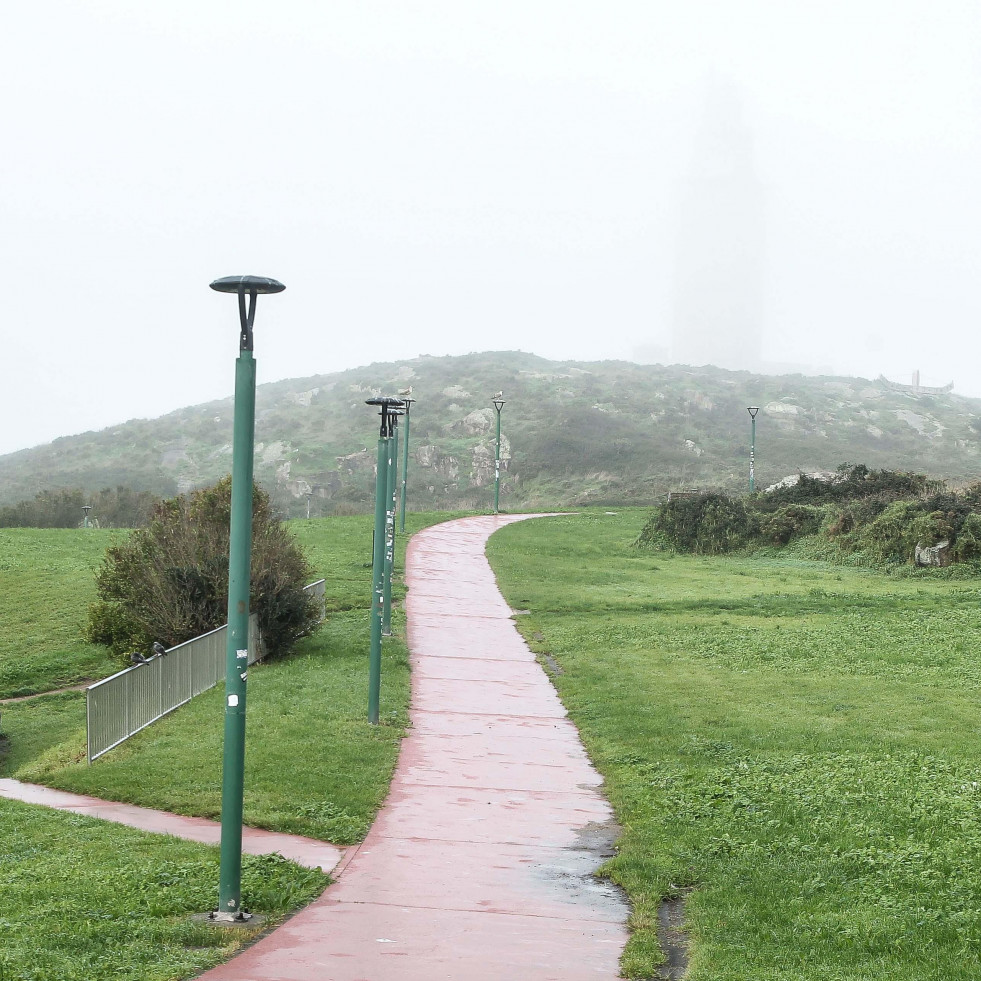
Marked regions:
[86,478,320,659]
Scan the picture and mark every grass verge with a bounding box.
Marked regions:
[0,796,326,981]
[0,528,123,697]
[487,508,981,980]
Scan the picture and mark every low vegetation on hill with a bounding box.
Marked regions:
[2,352,980,516]
[0,485,159,528]
[639,463,981,567]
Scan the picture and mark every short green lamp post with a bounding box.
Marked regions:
[492,394,506,513]
[398,390,414,534]
[209,274,285,922]
[365,396,402,724]
[748,406,760,493]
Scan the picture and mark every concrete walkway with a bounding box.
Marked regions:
[2,514,630,979]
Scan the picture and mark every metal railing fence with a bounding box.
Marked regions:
[306,578,326,622]
[86,579,327,762]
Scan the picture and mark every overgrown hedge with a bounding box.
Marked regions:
[638,464,981,566]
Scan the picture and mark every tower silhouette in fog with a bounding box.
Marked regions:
[672,79,764,370]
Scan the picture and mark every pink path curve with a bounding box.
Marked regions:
[0,778,345,871]
[197,514,629,980]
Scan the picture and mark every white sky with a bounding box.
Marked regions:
[1,1,979,455]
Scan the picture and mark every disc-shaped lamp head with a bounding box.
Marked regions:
[210,275,285,295]
[210,275,285,351]
[366,396,406,436]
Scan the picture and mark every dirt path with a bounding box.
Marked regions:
[0,682,90,704]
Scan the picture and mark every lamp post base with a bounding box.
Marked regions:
[200,909,260,926]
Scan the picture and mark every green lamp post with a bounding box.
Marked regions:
[398,390,414,534]
[748,406,760,493]
[382,408,402,637]
[365,396,402,724]
[209,274,285,922]
[492,394,506,514]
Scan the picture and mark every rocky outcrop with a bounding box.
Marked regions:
[461,409,494,435]
[915,541,951,567]
[286,388,320,407]
[417,445,460,480]
[336,449,372,474]
[470,443,495,486]
[259,440,291,464]
[765,401,802,415]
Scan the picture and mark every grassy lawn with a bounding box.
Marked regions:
[0,795,326,981]
[0,511,458,980]
[1,513,459,834]
[0,528,124,697]
[487,509,981,980]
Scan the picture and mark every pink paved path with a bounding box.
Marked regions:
[201,513,630,980]
[0,778,345,871]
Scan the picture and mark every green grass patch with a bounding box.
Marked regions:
[0,796,326,981]
[11,611,410,841]
[1,512,461,840]
[0,529,124,697]
[487,509,981,980]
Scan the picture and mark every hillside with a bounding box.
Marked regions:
[2,352,980,516]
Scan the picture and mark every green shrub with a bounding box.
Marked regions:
[0,486,159,528]
[640,493,753,555]
[853,501,930,565]
[823,494,893,538]
[86,478,320,658]
[953,513,981,561]
[85,599,150,654]
[763,464,933,509]
[758,504,825,545]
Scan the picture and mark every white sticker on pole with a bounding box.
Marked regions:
[236,649,248,660]
[228,694,239,707]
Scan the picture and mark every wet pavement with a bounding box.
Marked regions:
[197,513,629,980]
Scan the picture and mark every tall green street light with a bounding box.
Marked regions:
[210,274,285,922]
[398,389,414,533]
[365,396,402,724]
[382,408,402,637]
[748,406,760,493]
[492,393,506,514]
